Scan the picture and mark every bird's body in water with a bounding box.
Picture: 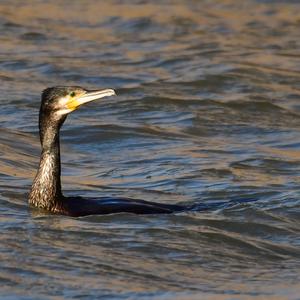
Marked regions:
[29,86,186,217]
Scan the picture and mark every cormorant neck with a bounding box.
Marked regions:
[29,113,67,212]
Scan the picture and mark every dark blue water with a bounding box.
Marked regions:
[0,1,300,299]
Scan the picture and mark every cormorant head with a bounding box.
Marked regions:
[41,86,116,118]
[38,86,115,144]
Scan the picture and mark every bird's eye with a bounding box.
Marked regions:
[70,92,76,97]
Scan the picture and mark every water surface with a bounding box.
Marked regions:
[0,1,300,299]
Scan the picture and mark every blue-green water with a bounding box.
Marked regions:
[0,1,300,299]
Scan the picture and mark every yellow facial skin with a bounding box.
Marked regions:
[65,89,116,112]
[66,91,86,111]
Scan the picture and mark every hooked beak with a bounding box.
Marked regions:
[66,89,116,111]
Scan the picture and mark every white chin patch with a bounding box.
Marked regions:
[55,96,74,115]
[58,96,70,106]
[55,108,73,116]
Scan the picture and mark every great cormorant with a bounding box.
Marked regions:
[28,86,185,217]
